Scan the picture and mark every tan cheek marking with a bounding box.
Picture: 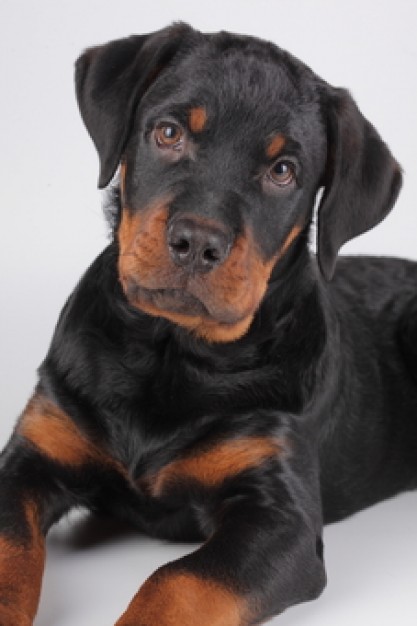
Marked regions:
[149,437,284,497]
[120,160,127,202]
[235,223,302,309]
[127,208,170,280]
[115,571,247,626]
[202,230,279,322]
[118,207,141,258]
[188,106,208,133]
[278,223,303,259]
[17,394,124,473]
[266,133,286,159]
[202,222,303,325]
[205,235,252,309]
[118,203,172,290]
[0,502,45,622]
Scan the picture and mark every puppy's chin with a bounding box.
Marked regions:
[122,280,256,343]
[126,283,209,317]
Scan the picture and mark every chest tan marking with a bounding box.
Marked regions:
[17,393,123,474]
[148,436,285,497]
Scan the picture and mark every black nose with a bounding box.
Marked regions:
[167,217,232,272]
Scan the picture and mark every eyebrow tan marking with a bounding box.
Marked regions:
[266,134,286,159]
[188,107,208,133]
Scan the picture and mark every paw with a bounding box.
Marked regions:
[115,569,246,626]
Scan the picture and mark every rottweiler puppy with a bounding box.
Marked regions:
[0,22,416,626]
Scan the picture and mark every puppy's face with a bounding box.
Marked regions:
[76,25,401,342]
[117,37,327,341]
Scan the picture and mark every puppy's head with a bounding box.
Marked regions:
[76,23,401,342]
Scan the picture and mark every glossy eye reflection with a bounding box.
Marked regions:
[154,123,184,148]
[269,160,296,187]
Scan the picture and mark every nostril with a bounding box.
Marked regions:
[168,217,232,271]
[203,246,221,264]
[170,238,190,256]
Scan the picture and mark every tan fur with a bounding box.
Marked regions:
[0,501,45,624]
[266,133,286,159]
[279,223,303,258]
[148,436,285,497]
[115,571,247,626]
[188,106,208,133]
[18,394,124,474]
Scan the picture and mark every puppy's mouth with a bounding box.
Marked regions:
[124,279,243,325]
[127,282,207,316]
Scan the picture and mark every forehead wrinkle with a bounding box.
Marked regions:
[216,53,301,107]
[143,49,317,140]
[146,34,320,121]
[166,45,300,115]
[137,48,324,174]
[286,102,326,165]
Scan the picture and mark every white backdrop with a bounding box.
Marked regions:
[0,1,416,625]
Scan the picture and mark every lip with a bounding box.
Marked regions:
[124,279,248,324]
[125,281,210,317]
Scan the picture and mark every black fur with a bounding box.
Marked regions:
[0,23,416,626]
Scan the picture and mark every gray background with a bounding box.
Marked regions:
[0,1,416,624]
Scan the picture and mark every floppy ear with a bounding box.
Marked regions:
[75,22,195,188]
[317,88,402,280]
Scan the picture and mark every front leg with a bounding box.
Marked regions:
[0,392,121,625]
[116,434,326,626]
[0,496,44,626]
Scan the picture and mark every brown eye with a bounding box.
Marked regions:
[155,123,183,148]
[269,160,296,187]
